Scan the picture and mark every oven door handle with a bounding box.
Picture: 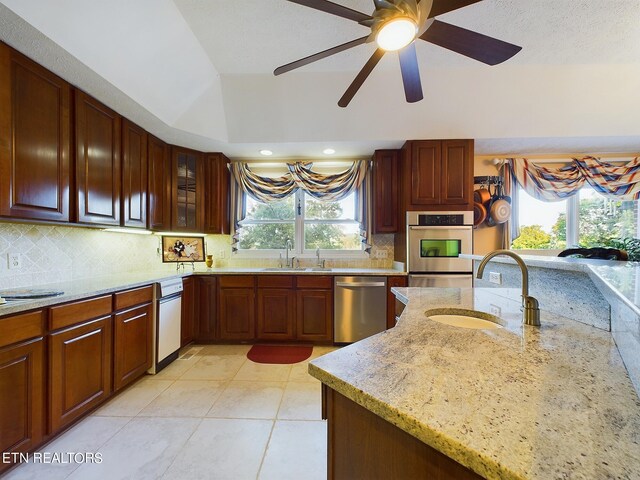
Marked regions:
[409,226,472,231]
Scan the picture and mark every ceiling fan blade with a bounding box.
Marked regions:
[286,0,372,23]
[338,49,385,107]
[398,43,423,103]
[427,0,483,18]
[420,20,522,65]
[274,36,368,75]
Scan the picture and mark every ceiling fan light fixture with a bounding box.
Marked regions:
[375,17,417,52]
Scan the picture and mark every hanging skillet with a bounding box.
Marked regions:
[274,0,522,107]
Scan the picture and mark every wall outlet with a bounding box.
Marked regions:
[218,250,226,259]
[7,252,22,270]
[490,304,502,317]
[375,250,388,259]
[489,272,502,285]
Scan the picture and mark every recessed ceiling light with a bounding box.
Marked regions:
[323,148,336,155]
[259,149,273,156]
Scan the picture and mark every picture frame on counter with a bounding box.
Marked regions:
[161,236,205,263]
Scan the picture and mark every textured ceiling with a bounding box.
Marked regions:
[1,0,640,159]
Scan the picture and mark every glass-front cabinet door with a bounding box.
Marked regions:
[171,147,202,232]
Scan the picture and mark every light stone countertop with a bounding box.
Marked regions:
[309,287,640,480]
[463,253,640,317]
[0,267,405,317]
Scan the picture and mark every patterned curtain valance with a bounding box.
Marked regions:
[230,160,369,203]
[508,156,640,201]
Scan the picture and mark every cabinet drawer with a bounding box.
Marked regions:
[296,276,333,289]
[219,275,255,288]
[257,275,294,288]
[114,285,153,311]
[49,295,112,331]
[0,310,45,348]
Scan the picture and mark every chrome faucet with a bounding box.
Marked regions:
[285,239,293,268]
[315,247,325,268]
[476,250,541,327]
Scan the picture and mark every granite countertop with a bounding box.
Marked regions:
[0,267,405,317]
[309,287,640,479]
[462,253,640,316]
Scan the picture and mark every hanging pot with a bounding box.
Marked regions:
[473,202,487,227]
[485,212,497,227]
[490,198,512,224]
[474,185,491,204]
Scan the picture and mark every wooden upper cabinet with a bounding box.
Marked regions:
[204,153,230,234]
[75,90,122,225]
[171,147,203,232]
[403,139,473,211]
[441,140,473,208]
[121,119,148,228]
[406,140,441,208]
[373,150,400,233]
[0,44,71,222]
[148,135,171,231]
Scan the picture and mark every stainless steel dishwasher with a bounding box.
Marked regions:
[334,276,387,343]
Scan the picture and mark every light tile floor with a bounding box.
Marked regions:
[5,344,338,480]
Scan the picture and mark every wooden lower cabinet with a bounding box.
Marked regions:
[296,289,333,342]
[49,316,112,432]
[0,337,44,473]
[387,276,408,329]
[113,303,152,391]
[181,277,195,347]
[325,386,482,480]
[219,287,256,340]
[196,277,218,341]
[257,288,296,340]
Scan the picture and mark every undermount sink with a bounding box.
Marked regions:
[309,267,332,272]
[425,308,503,330]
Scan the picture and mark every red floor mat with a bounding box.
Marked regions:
[247,345,313,364]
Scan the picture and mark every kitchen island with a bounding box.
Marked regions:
[309,286,640,479]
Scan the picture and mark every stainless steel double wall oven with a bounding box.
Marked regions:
[407,211,474,288]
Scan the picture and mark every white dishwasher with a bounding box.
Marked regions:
[149,278,183,373]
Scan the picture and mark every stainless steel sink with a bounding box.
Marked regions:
[425,308,503,330]
[309,267,332,272]
[261,267,307,272]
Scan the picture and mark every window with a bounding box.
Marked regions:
[238,190,362,254]
[576,188,638,246]
[513,186,639,250]
[512,190,567,249]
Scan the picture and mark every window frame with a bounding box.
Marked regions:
[236,190,367,259]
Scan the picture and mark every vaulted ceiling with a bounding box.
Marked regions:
[1,0,640,159]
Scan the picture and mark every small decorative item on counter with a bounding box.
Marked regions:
[205,254,214,268]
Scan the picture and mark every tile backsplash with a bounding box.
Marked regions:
[0,222,395,289]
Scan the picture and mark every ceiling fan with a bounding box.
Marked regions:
[274,0,522,107]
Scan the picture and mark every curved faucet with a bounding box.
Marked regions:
[476,250,541,327]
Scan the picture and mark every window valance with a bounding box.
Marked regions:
[229,160,369,203]
[509,156,640,202]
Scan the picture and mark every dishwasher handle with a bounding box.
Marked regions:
[336,282,386,288]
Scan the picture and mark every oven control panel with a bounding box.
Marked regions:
[407,211,474,227]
